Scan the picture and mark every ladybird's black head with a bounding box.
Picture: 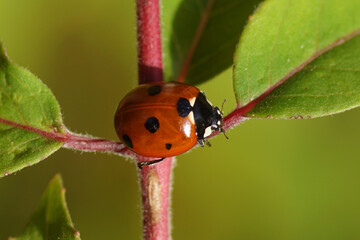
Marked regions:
[193,93,228,146]
[211,106,223,131]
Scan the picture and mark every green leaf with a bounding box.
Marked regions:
[0,43,64,177]
[9,174,81,240]
[233,0,360,118]
[161,0,262,84]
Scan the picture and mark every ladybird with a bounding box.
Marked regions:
[114,82,226,168]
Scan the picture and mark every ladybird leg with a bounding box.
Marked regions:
[204,138,212,147]
[221,127,229,139]
[198,139,204,147]
[137,158,166,169]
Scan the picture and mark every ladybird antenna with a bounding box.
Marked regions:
[221,99,227,113]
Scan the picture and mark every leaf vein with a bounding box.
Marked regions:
[305,66,360,72]
[177,0,215,82]
[267,91,360,99]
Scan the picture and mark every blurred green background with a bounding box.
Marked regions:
[1,1,360,239]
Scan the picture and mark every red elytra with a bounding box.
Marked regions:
[114,82,224,159]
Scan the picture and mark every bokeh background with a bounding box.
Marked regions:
[1,1,360,239]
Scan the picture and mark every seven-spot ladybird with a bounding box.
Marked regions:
[114,82,226,168]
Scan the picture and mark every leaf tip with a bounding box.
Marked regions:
[74,230,81,239]
[44,174,64,192]
[50,173,63,186]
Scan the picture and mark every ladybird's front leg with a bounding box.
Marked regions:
[198,139,204,147]
[204,138,212,147]
[137,157,166,169]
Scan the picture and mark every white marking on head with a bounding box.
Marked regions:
[217,109,221,114]
[204,126,212,138]
[217,120,221,125]
[188,111,195,125]
[189,97,196,107]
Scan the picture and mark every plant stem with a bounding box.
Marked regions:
[136,0,173,240]
[136,0,163,84]
[138,157,173,240]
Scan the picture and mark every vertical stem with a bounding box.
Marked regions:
[136,1,173,239]
[138,157,173,240]
[136,0,163,84]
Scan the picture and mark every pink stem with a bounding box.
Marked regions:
[0,117,132,155]
[136,1,172,239]
[136,0,163,84]
[138,157,173,240]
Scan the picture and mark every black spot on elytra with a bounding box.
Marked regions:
[165,143,172,150]
[177,98,192,117]
[122,135,133,148]
[148,85,162,96]
[145,117,159,133]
